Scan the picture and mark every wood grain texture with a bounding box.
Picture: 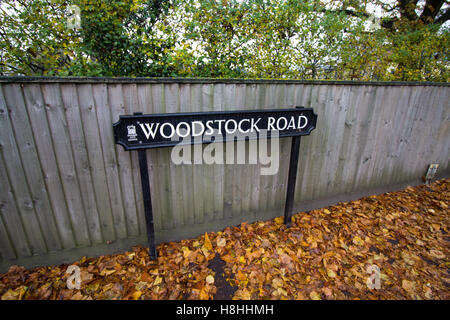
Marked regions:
[0,81,448,270]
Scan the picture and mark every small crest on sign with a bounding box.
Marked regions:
[127,125,138,141]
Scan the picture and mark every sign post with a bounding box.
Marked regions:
[284,135,301,227]
[113,107,317,258]
[134,113,157,259]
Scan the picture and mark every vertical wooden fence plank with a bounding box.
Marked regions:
[21,84,78,250]
[60,83,103,244]
[122,83,145,237]
[0,157,30,258]
[109,84,139,237]
[223,84,237,219]
[3,84,60,253]
[212,83,225,221]
[190,84,205,224]
[0,86,31,258]
[2,84,61,253]
[164,83,184,229]
[41,83,91,247]
[199,84,215,222]
[151,84,173,230]
[0,214,16,261]
[77,84,116,242]
[245,84,261,220]
[93,84,128,240]
[178,83,196,226]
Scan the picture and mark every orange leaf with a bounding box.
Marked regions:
[204,233,213,252]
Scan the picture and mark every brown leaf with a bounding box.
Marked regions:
[402,280,415,294]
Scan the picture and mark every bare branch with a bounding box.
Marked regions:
[435,5,450,23]
[420,0,446,22]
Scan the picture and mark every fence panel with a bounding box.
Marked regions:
[0,78,448,271]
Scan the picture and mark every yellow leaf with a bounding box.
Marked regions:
[327,269,336,278]
[1,289,19,300]
[310,291,321,300]
[352,236,364,246]
[182,246,192,258]
[201,246,210,259]
[274,217,283,224]
[324,209,330,214]
[339,240,349,250]
[153,276,163,286]
[204,233,213,251]
[132,290,142,300]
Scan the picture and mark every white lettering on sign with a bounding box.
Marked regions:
[139,123,160,139]
[136,116,308,141]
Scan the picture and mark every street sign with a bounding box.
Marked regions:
[113,107,317,259]
[113,108,317,150]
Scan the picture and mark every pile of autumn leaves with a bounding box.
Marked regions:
[1,179,449,300]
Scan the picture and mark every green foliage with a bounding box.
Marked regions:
[0,0,448,81]
[0,0,176,76]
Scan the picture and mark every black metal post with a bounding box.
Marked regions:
[284,136,301,227]
[135,113,157,260]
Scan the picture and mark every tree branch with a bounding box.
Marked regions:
[399,0,419,21]
[420,0,446,22]
[434,5,450,23]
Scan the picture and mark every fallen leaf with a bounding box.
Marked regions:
[204,233,213,252]
[1,289,19,300]
[216,237,226,248]
[352,236,364,246]
[206,275,214,284]
[429,250,445,259]
[153,276,163,286]
[402,280,415,294]
[310,291,321,300]
[237,270,247,282]
[131,290,142,300]
[199,288,209,300]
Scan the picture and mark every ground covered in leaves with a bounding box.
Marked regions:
[1,179,449,300]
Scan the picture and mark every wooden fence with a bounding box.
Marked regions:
[0,77,449,271]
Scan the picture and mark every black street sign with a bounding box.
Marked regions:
[113,107,317,150]
[112,107,317,259]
